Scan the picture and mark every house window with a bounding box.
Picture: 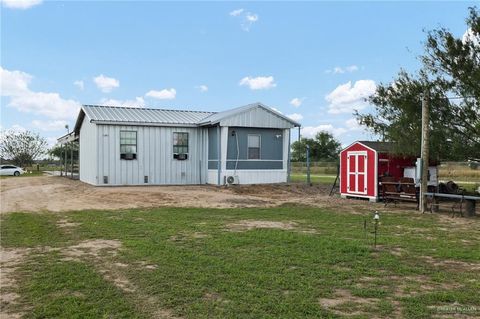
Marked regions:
[248,134,261,159]
[120,131,137,160]
[173,132,189,159]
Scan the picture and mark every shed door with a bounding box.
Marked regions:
[347,151,368,194]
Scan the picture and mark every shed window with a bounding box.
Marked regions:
[173,132,189,154]
[247,134,261,159]
[120,131,137,160]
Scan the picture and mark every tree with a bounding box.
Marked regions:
[356,7,480,161]
[48,143,78,161]
[0,130,48,167]
[291,131,341,162]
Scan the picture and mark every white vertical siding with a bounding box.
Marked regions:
[219,107,295,128]
[96,124,208,185]
[79,117,97,185]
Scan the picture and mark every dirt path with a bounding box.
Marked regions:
[0,176,382,214]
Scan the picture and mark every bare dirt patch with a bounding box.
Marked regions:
[61,239,122,261]
[226,220,298,232]
[318,288,379,316]
[0,248,31,318]
[1,176,392,214]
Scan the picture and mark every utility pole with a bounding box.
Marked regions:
[420,93,430,213]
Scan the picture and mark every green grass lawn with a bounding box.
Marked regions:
[1,207,479,318]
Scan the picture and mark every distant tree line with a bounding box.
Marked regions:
[291,131,341,162]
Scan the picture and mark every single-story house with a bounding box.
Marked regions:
[58,102,300,186]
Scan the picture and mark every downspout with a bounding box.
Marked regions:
[217,125,221,186]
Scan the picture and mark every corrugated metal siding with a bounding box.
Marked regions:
[79,117,97,185]
[220,106,295,128]
[83,105,215,125]
[96,124,208,185]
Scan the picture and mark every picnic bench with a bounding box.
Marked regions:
[380,177,418,208]
[425,192,479,217]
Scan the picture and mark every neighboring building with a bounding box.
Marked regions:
[58,103,300,186]
[339,141,437,201]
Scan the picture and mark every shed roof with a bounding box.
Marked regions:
[358,141,396,153]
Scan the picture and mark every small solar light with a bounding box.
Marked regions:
[373,211,380,248]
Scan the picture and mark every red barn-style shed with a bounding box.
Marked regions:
[339,141,416,202]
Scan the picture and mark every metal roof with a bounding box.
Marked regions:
[73,103,301,134]
[83,105,215,125]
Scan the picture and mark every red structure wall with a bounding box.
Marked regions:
[340,142,418,200]
[340,142,376,198]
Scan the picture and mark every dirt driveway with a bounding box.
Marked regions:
[0,175,382,214]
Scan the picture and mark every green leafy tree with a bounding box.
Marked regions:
[0,130,48,167]
[291,131,341,162]
[356,7,480,161]
[48,143,78,161]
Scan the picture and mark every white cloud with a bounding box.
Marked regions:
[1,67,32,96]
[345,118,362,131]
[463,28,479,46]
[326,80,376,114]
[239,76,276,90]
[230,9,259,31]
[287,113,303,122]
[1,0,42,9]
[290,97,305,108]
[9,92,80,120]
[301,124,347,138]
[93,74,119,93]
[32,120,68,132]
[99,96,146,108]
[73,80,84,90]
[196,85,208,93]
[229,8,244,16]
[241,12,259,31]
[325,65,359,74]
[1,66,81,120]
[145,88,176,100]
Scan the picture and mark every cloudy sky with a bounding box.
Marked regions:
[0,1,475,146]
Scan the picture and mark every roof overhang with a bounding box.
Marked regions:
[57,131,78,144]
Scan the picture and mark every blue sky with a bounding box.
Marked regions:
[1,0,476,146]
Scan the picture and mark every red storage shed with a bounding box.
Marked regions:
[339,141,416,202]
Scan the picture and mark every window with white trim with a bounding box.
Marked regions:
[247,134,261,159]
[173,132,189,160]
[120,131,137,160]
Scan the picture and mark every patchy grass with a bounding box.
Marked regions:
[1,207,479,318]
[290,174,336,184]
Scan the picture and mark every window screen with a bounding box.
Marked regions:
[120,131,137,160]
[248,134,261,159]
[173,132,189,154]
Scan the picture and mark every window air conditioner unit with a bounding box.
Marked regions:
[226,175,239,185]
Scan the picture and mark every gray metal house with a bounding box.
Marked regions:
[59,102,300,186]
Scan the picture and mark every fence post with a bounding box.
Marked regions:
[306,145,311,185]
